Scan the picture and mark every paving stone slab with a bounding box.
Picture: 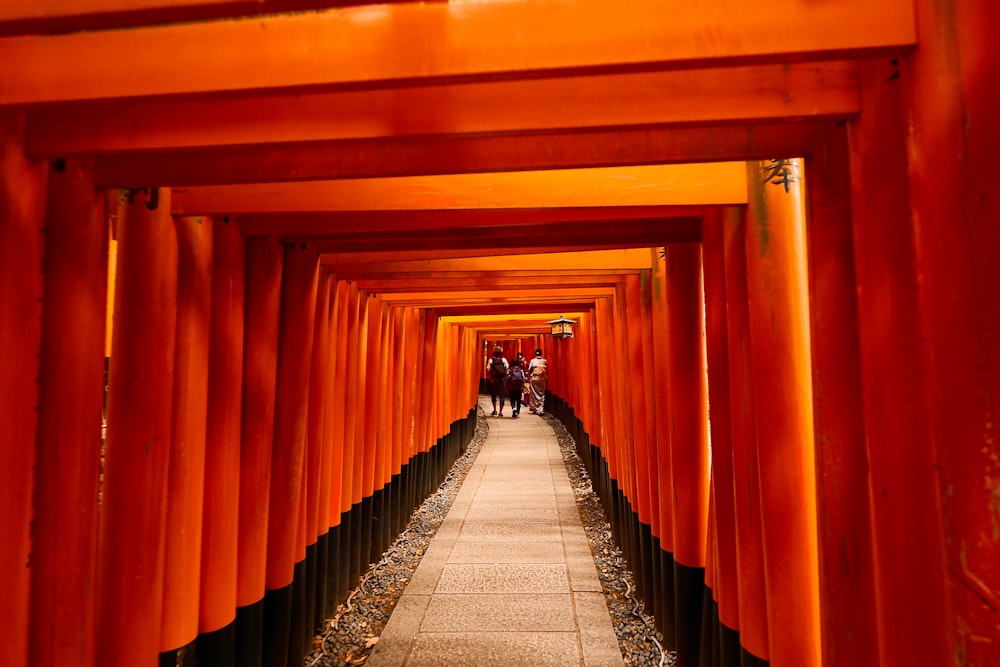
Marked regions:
[435,563,569,594]
[403,631,582,667]
[419,593,576,632]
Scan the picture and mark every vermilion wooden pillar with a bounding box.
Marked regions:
[906,1,999,663]
[31,158,104,667]
[701,208,741,664]
[199,217,245,657]
[650,251,677,648]
[722,206,769,664]
[96,187,178,667]
[161,216,213,656]
[263,243,318,667]
[744,159,820,666]
[625,274,654,609]
[324,278,348,607]
[236,235,283,666]
[0,112,46,667]
[664,242,710,667]
[847,58,949,666]
[308,270,332,626]
[346,288,369,586]
[637,267,662,624]
[803,125,877,665]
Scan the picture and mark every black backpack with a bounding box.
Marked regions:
[489,357,506,379]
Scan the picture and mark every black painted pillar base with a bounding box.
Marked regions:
[235,598,264,667]
[315,532,329,629]
[674,561,706,667]
[659,549,678,650]
[194,621,237,667]
[349,501,363,588]
[287,559,307,666]
[262,584,292,667]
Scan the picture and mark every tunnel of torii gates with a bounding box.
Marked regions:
[0,1,997,667]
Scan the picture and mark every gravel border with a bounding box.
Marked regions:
[306,406,674,666]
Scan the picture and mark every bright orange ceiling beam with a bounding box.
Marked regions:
[323,248,658,272]
[93,122,822,188]
[171,163,747,214]
[238,206,704,236]
[25,63,858,156]
[305,218,700,254]
[0,0,913,105]
[352,276,628,292]
[323,245,662,264]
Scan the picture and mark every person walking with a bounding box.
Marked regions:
[485,345,509,416]
[506,356,527,418]
[527,347,548,415]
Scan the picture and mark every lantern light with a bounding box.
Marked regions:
[546,315,576,339]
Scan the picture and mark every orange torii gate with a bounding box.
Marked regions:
[2,1,998,666]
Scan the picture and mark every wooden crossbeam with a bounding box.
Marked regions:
[238,206,703,236]
[322,248,658,272]
[171,163,746,215]
[0,0,914,105]
[25,63,858,157]
[306,218,699,254]
[92,123,822,188]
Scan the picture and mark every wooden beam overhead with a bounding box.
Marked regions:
[322,248,659,272]
[0,0,913,106]
[93,123,823,189]
[237,206,704,236]
[171,163,746,215]
[305,217,700,254]
[25,62,858,157]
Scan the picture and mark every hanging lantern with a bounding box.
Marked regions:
[546,315,576,339]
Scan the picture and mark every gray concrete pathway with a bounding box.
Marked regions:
[367,396,624,667]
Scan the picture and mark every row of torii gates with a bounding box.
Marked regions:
[1,1,997,666]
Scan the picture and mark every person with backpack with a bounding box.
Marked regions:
[506,356,527,418]
[485,345,509,416]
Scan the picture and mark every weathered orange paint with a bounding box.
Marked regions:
[236,236,283,607]
[316,272,336,536]
[94,123,822,189]
[0,0,914,105]
[906,1,1000,663]
[30,157,103,667]
[200,217,245,632]
[348,289,369,505]
[650,252,675,555]
[360,295,382,499]
[0,112,45,667]
[96,187,177,667]
[265,244,318,590]
[804,126,878,664]
[172,163,745,215]
[161,216,213,652]
[327,279,351,524]
[25,63,858,157]
[847,58,950,666]
[625,275,652,527]
[722,206,769,660]
[664,243,710,570]
[701,209,740,633]
[637,267,660,543]
[306,270,332,545]
[373,304,391,491]
[744,159,820,666]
